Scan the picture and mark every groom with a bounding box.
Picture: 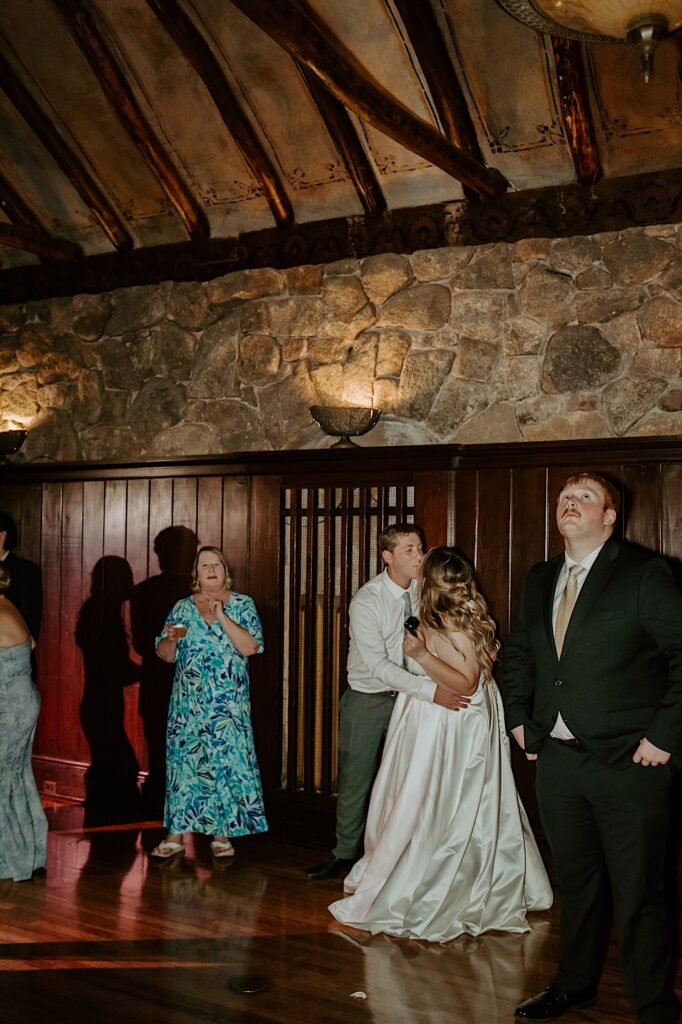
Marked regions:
[504,471,682,1024]
[305,521,469,881]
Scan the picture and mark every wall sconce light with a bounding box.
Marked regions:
[496,0,682,81]
[310,405,381,448]
[0,428,27,462]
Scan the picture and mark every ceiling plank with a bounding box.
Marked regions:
[392,0,484,166]
[552,38,602,185]
[0,55,132,251]
[143,0,293,227]
[0,222,82,262]
[228,0,508,199]
[297,63,386,217]
[52,0,210,242]
[0,167,49,235]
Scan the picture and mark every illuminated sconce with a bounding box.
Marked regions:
[0,428,27,462]
[309,405,381,448]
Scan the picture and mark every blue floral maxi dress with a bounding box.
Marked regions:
[0,640,48,880]
[158,594,268,837]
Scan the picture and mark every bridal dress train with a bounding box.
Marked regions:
[329,677,553,942]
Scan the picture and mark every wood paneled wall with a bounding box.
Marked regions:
[2,438,682,837]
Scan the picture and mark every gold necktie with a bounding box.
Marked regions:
[554,564,585,656]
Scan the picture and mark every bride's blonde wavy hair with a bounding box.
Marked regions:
[418,547,500,679]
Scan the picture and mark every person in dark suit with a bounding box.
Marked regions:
[0,512,42,641]
[504,471,682,1024]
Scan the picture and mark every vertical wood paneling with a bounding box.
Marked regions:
[622,463,661,551]
[414,470,450,548]
[18,483,43,564]
[197,476,223,549]
[172,477,198,530]
[221,477,249,590]
[60,482,86,763]
[451,468,478,564]
[510,468,548,624]
[474,470,512,634]
[125,479,150,586]
[661,464,682,562]
[104,480,128,557]
[147,478,174,577]
[37,483,63,756]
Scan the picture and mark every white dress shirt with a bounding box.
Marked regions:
[347,570,436,703]
[550,542,605,739]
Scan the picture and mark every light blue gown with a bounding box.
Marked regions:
[0,640,47,880]
[158,593,268,837]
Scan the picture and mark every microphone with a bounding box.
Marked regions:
[404,615,420,636]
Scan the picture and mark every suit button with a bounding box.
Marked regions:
[555,679,563,687]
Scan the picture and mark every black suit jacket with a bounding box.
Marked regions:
[5,550,42,639]
[503,538,682,767]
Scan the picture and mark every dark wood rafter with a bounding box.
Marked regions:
[552,37,602,185]
[392,0,485,201]
[0,167,49,235]
[228,0,508,199]
[0,222,82,262]
[52,0,209,242]
[143,0,293,228]
[2,165,681,305]
[296,62,386,217]
[0,54,132,252]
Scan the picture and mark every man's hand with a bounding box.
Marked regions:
[511,724,537,761]
[433,684,470,712]
[633,737,671,766]
[403,630,427,664]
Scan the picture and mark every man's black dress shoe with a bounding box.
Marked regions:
[304,855,355,881]
[515,984,597,1022]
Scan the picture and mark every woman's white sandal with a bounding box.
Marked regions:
[150,841,185,860]
[210,839,235,859]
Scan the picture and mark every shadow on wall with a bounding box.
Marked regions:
[76,555,141,824]
[130,526,198,816]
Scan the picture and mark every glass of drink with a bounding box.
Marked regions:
[174,624,187,638]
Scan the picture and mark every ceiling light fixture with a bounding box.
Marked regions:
[496,1,682,81]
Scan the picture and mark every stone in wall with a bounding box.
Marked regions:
[375,285,451,330]
[128,378,187,447]
[425,377,489,439]
[639,296,682,347]
[451,245,514,290]
[105,285,167,336]
[543,325,621,393]
[188,312,239,399]
[238,334,281,384]
[361,254,413,304]
[395,349,455,419]
[453,337,498,382]
[602,376,667,434]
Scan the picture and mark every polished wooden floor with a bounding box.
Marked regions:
[0,802,678,1024]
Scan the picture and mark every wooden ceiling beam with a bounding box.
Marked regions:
[228,0,508,199]
[143,0,293,228]
[552,38,602,185]
[0,167,48,235]
[297,63,386,217]
[52,0,209,242]
[0,222,82,262]
[392,0,484,166]
[0,55,132,251]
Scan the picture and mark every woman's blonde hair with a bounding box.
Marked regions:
[191,546,233,592]
[418,547,499,678]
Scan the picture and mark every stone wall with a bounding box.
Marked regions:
[1,223,681,462]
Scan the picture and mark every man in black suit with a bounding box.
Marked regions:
[0,511,42,639]
[504,471,682,1024]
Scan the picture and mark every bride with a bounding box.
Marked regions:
[329,547,552,941]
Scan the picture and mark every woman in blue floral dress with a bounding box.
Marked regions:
[152,546,267,860]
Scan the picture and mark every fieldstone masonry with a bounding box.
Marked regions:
[1,223,681,462]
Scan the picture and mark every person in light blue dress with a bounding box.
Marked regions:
[0,564,47,881]
[152,546,267,860]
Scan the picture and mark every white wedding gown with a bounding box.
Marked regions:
[329,673,553,942]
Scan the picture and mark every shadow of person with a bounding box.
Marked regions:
[76,555,142,825]
[130,526,198,817]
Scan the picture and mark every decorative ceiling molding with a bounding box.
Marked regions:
[0,222,82,262]
[551,38,602,184]
[0,51,132,251]
[143,0,293,228]
[51,0,210,242]
[228,0,508,198]
[296,63,386,217]
[2,166,680,306]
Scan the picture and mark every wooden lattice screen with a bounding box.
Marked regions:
[280,483,416,796]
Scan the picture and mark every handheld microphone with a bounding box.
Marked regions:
[404,615,420,636]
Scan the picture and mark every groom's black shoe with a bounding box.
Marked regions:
[304,855,355,881]
[515,984,597,1022]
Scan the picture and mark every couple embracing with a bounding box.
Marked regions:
[307,521,552,940]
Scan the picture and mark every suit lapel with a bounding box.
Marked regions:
[558,539,620,659]
[543,556,563,656]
